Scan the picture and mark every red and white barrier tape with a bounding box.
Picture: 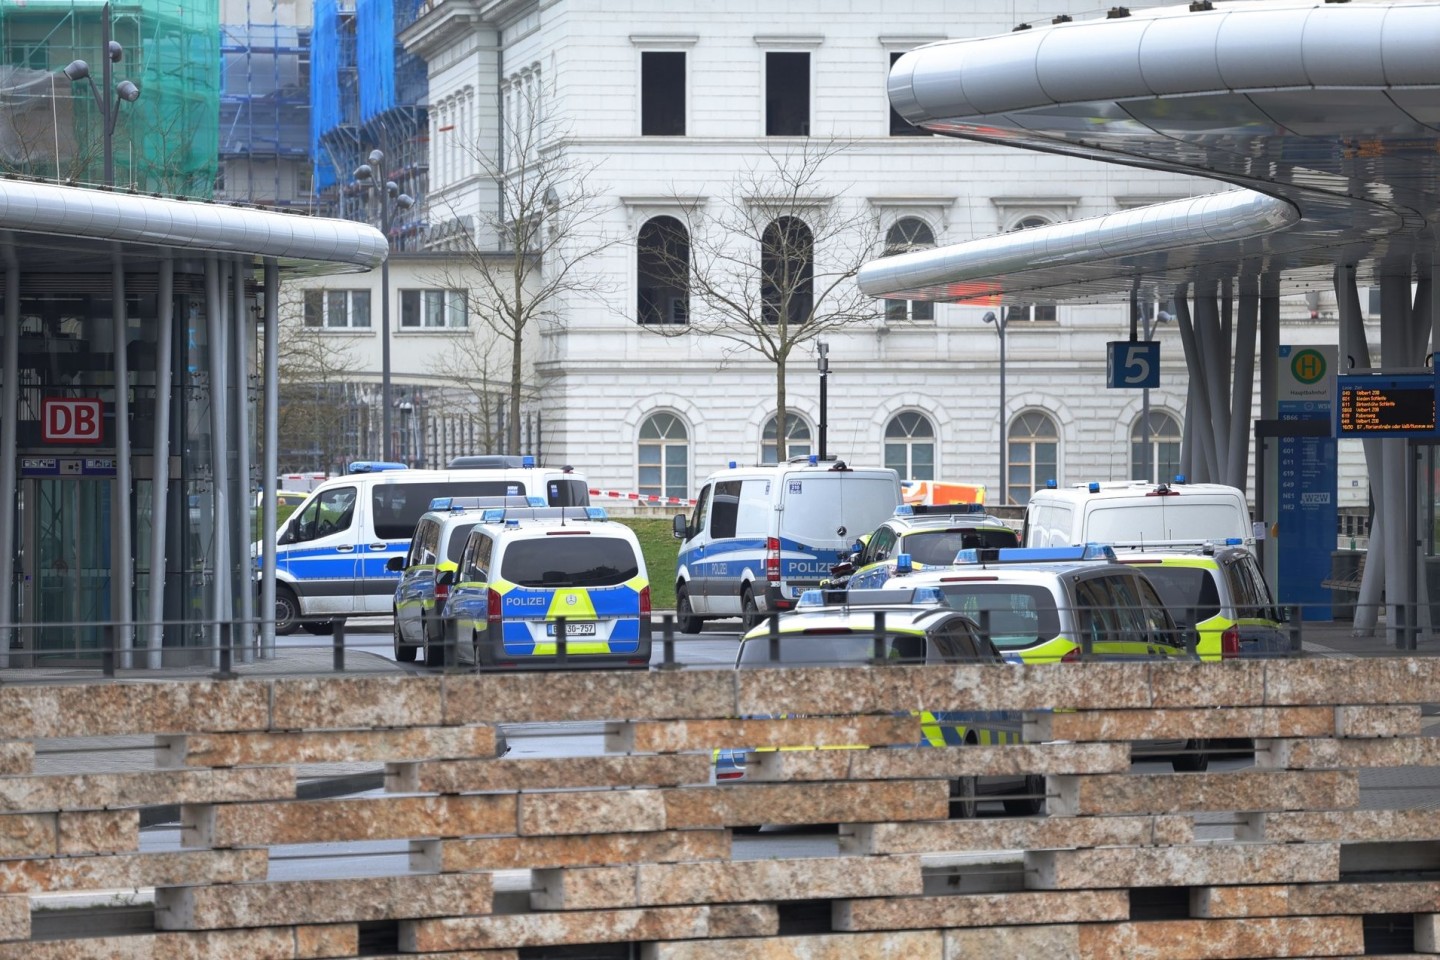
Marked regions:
[589,488,696,506]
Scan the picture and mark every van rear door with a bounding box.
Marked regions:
[776,471,899,600]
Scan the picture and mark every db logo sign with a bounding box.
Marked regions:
[42,398,103,444]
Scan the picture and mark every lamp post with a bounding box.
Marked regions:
[983,310,1008,506]
[62,3,140,187]
[816,341,830,461]
[1140,305,1175,481]
[352,149,414,462]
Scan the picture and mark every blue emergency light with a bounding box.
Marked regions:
[955,544,1116,564]
[481,509,506,523]
[1088,482,1101,493]
[430,497,453,510]
[808,454,818,465]
[348,460,408,474]
[1046,479,1058,489]
[522,455,536,467]
[585,507,608,520]
[895,552,913,573]
[893,504,915,516]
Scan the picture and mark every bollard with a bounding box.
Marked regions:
[555,617,568,666]
[978,609,992,652]
[659,614,677,669]
[873,611,887,662]
[102,623,116,678]
[1186,607,1199,658]
[768,614,781,663]
[333,619,345,672]
[1288,604,1303,655]
[219,620,233,676]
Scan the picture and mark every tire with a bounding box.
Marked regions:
[300,620,335,636]
[393,613,418,663]
[1003,774,1047,816]
[1172,738,1210,773]
[675,584,703,635]
[740,587,763,633]
[951,775,979,820]
[427,625,451,667]
[273,585,300,636]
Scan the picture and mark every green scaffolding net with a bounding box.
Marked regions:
[0,0,219,196]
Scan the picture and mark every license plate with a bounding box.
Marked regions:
[546,621,597,637]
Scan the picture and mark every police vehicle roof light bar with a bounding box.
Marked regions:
[428,494,545,511]
[954,544,1117,565]
[479,505,608,524]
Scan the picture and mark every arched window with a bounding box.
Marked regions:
[638,412,689,499]
[1007,411,1058,505]
[883,218,935,323]
[637,216,689,325]
[761,216,813,326]
[1131,411,1182,484]
[761,413,812,464]
[1008,216,1057,322]
[884,411,936,480]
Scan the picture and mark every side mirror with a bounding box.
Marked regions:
[277,526,296,545]
[672,514,689,540]
[829,560,854,578]
[385,555,406,572]
[437,569,455,587]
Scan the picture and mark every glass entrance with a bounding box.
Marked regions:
[19,479,112,662]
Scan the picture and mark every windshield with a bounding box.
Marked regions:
[936,583,1060,649]
[903,528,1020,565]
[500,535,639,587]
[1086,501,1247,546]
[737,630,923,668]
[779,475,898,544]
[1135,566,1220,626]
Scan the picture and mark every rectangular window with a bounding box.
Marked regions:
[888,52,926,136]
[304,289,370,328]
[766,52,809,136]
[641,51,686,136]
[400,289,468,329]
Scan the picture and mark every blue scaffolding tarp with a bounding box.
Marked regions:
[309,0,340,188]
[357,0,395,123]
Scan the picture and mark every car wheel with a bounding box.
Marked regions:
[300,619,335,636]
[675,583,703,635]
[427,627,451,668]
[393,613,417,663]
[273,585,300,636]
[1003,774,1047,816]
[740,587,763,632]
[951,775,979,820]
[1172,738,1210,772]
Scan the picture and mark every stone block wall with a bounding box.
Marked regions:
[1,659,1439,957]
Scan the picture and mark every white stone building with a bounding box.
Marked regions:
[340,0,1372,511]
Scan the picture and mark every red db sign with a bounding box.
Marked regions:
[42,398,104,444]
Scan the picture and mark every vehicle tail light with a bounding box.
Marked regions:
[435,579,450,602]
[640,585,651,617]
[765,537,781,582]
[486,588,503,629]
[1221,625,1240,659]
[715,769,745,781]
[1061,647,1081,663]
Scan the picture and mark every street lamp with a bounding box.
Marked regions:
[816,341,830,461]
[983,309,1008,506]
[1141,306,1175,480]
[61,3,140,187]
[353,148,414,462]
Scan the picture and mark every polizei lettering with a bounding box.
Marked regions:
[785,561,833,575]
[508,596,548,607]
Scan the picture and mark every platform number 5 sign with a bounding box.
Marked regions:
[1106,341,1161,389]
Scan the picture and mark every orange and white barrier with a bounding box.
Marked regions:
[589,488,697,507]
[902,480,986,506]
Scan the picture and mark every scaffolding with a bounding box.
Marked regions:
[311,0,425,246]
[218,0,311,207]
[0,0,219,196]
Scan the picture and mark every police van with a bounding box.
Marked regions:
[672,457,902,632]
[1022,479,1255,550]
[440,505,651,670]
[258,459,588,635]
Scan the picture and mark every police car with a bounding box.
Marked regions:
[719,586,1044,817]
[387,495,543,665]
[831,503,1021,590]
[869,545,1208,771]
[1114,540,1291,660]
[439,506,651,670]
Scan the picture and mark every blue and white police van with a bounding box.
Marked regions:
[256,459,588,635]
[671,457,901,633]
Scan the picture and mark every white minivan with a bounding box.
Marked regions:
[672,458,901,632]
[258,462,588,635]
[1022,479,1256,550]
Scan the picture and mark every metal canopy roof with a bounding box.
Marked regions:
[858,0,1440,305]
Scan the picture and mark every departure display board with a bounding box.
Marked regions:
[1335,373,1438,437]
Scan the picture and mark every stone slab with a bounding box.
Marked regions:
[0,813,54,858]
[441,830,729,871]
[840,815,1194,856]
[182,726,498,767]
[295,924,359,959]
[645,930,944,960]
[1250,810,1440,844]
[1049,769,1358,817]
[0,897,26,943]
[519,788,668,836]
[748,742,1130,782]
[662,781,950,830]
[944,925,1080,959]
[156,874,492,928]
[1260,737,1440,769]
[271,676,443,730]
[0,927,299,959]
[0,744,31,776]
[1077,915,1364,959]
[1194,880,1440,918]
[402,904,777,952]
[1033,706,1334,742]
[443,672,735,724]
[399,754,713,793]
[612,716,924,753]
[1258,659,1440,707]
[1333,704,1421,738]
[0,848,266,894]
[212,794,517,846]
[835,889,1129,930]
[1027,842,1340,890]
[0,681,270,738]
[532,855,923,910]
[0,767,295,813]
[58,810,138,855]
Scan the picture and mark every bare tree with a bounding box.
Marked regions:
[430,328,509,456]
[427,75,615,455]
[645,139,883,460]
[273,289,364,473]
